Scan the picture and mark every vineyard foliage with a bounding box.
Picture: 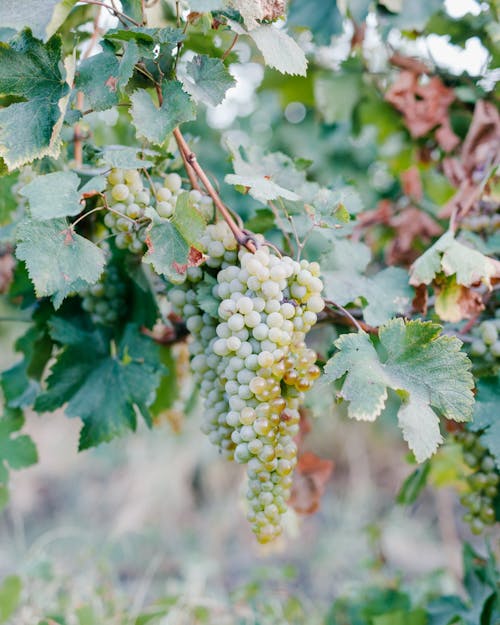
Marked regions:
[0,0,499,619]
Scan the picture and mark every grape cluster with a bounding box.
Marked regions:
[457,430,499,534]
[461,206,500,234]
[80,264,127,325]
[103,169,214,254]
[169,222,324,543]
[469,317,500,363]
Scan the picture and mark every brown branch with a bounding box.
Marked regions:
[322,302,377,334]
[172,127,256,252]
[222,34,239,61]
[80,0,141,26]
[74,9,102,167]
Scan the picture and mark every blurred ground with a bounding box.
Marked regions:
[0,317,471,623]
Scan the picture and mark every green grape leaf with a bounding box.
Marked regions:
[183,54,236,106]
[323,241,413,326]
[469,375,500,469]
[16,218,106,309]
[130,81,196,145]
[324,318,474,462]
[224,137,305,203]
[99,145,155,170]
[0,0,76,41]
[315,72,363,124]
[196,274,219,318]
[76,40,139,111]
[0,408,38,510]
[150,346,178,417]
[120,0,143,23]
[142,218,190,281]
[34,321,164,450]
[379,0,444,33]
[396,461,430,505]
[229,21,307,76]
[1,312,53,409]
[0,172,17,226]
[0,30,72,170]
[287,0,343,45]
[0,574,22,623]
[20,171,82,220]
[172,191,207,248]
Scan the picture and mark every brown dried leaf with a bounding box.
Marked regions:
[0,253,15,293]
[412,283,428,315]
[385,71,455,138]
[386,206,443,266]
[401,166,423,201]
[435,119,460,153]
[434,276,484,323]
[389,52,430,75]
[441,101,500,218]
[290,452,334,515]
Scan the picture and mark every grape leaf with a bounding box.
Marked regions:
[99,145,155,170]
[315,72,363,124]
[0,0,76,40]
[142,217,190,281]
[469,375,500,469]
[130,81,196,145]
[0,31,72,170]
[0,574,22,622]
[0,408,38,510]
[324,318,474,462]
[410,231,500,322]
[120,0,143,23]
[20,171,82,220]
[224,137,303,203]
[16,218,106,309]
[34,320,164,450]
[183,55,236,106]
[0,309,53,410]
[323,241,412,326]
[229,21,307,77]
[172,191,207,248]
[76,40,139,111]
[287,0,343,45]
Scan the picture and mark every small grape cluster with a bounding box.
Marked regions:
[80,264,127,325]
[469,316,500,363]
[461,205,500,234]
[103,169,214,254]
[457,430,499,534]
[169,222,324,543]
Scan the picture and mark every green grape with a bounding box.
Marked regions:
[470,339,487,357]
[481,321,498,346]
[490,340,500,359]
[456,429,499,534]
[170,221,324,543]
[79,263,127,326]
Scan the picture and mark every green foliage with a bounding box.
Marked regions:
[469,374,500,468]
[142,218,190,281]
[130,81,196,144]
[34,320,164,449]
[0,409,38,509]
[16,218,106,308]
[20,171,82,219]
[0,31,71,169]
[183,54,236,106]
[0,575,22,623]
[325,319,474,461]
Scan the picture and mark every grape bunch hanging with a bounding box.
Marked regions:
[170,222,324,543]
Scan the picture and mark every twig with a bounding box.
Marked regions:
[222,34,239,61]
[177,142,201,191]
[324,300,373,333]
[268,200,293,252]
[74,8,102,166]
[173,127,256,252]
[81,0,141,26]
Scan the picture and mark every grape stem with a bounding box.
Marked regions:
[80,0,141,26]
[172,127,257,252]
[324,300,375,334]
